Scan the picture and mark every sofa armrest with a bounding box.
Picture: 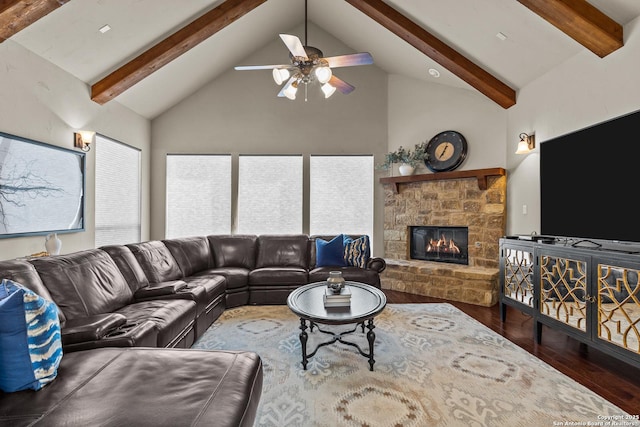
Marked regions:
[367,257,386,273]
[133,280,187,299]
[61,313,127,345]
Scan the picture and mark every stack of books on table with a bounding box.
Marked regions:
[323,285,351,308]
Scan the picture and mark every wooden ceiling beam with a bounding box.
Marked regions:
[517,0,623,58]
[91,0,266,105]
[345,0,516,109]
[0,0,70,43]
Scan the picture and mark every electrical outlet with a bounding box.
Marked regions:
[522,204,528,215]
[475,242,482,248]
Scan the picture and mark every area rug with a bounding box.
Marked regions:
[192,304,633,427]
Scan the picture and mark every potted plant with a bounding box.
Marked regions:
[378,143,426,176]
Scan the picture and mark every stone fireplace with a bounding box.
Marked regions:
[379,168,506,306]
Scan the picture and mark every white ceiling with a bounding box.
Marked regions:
[9,0,640,119]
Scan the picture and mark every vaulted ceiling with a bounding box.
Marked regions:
[2,0,639,119]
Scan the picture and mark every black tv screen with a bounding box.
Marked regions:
[540,108,640,244]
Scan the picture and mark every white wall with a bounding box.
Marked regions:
[0,40,151,260]
[150,24,388,254]
[506,16,640,236]
[387,75,507,175]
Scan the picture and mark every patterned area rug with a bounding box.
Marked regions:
[192,304,633,427]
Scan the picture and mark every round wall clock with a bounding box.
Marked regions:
[424,130,468,172]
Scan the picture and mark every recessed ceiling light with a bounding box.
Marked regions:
[496,32,507,41]
[428,68,440,78]
[99,24,111,34]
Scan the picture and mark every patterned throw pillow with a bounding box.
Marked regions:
[343,235,371,268]
[0,279,63,392]
[316,234,347,267]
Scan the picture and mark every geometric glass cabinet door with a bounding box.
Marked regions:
[539,254,587,332]
[597,264,640,356]
[503,246,535,307]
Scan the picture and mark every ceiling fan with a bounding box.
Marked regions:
[234,0,373,100]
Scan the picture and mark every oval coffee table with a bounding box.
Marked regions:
[287,281,386,371]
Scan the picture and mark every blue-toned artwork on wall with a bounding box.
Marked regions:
[0,131,85,238]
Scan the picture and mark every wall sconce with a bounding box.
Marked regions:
[515,132,535,154]
[74,131,95,152]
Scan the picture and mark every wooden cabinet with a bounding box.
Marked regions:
[499,238,640,369]
[499,242,535,318]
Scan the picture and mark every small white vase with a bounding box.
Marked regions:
[398,163,415,176]
[45,233,62,256]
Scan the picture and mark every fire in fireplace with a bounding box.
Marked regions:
[410,226,469,265]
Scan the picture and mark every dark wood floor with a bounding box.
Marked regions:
[383,289,640,415]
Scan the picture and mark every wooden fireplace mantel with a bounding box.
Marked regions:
[379,167,506,193]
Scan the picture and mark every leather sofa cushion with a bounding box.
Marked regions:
[100,245,150,292]
[0,347,263,427]
[115,299,196,348]
[0,259,65,322]
[29,250,134,320]
[61,313,127,345]
[249,267,308,286]
[133,280,187,298]
[208,235,257,269]
[255,235,309,269]
[163,237,212,277]
[203,267,250,290]
[184,273,226,300]
[126,241,183,284]
[65,321,158,352]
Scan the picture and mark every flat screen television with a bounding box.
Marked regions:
[0,131,85,238]
[540,108,640,245]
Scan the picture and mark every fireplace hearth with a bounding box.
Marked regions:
[410,226,469,265]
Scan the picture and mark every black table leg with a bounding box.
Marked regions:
[366,319,375,371]
[299,318,309,370]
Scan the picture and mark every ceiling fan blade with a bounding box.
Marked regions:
[279,34,308,59]
[325,52,373,68]
[329,75,355,95]
[235,64,291,71]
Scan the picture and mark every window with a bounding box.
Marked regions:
[166,155,231,238]
[310,155,373,237]
[95,135,141,246]
[237,155,303,234]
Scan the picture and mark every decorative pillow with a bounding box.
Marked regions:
[343,235,371,268]
[0,279,63,392]
[316,235,347,267]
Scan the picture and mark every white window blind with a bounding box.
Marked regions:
[166,155,231,238]
[237,155,303,234]
[95,135,141,247]
[310,155,374,237]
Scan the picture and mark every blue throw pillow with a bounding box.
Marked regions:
[0,279,63,392]
[316,235,347,267]
[343,235,371,268]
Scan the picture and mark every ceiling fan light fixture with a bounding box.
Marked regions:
[283,81,298,100]
[315,66,332,84]
[321,82,336,98]
[272,68,290,85]
[234,0,372,101]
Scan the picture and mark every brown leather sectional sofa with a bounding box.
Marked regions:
[0,234,384,426]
